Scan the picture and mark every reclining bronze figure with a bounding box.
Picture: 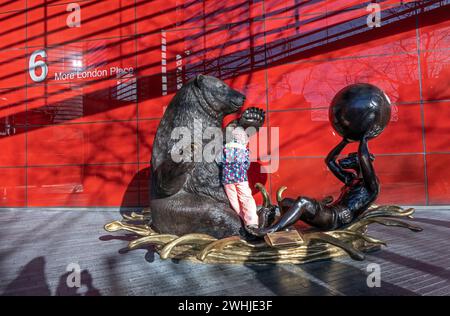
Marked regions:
[248,83,392,235]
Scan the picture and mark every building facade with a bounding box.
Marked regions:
[0,0,448,208]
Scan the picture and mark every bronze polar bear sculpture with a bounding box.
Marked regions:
[150,74,265,239]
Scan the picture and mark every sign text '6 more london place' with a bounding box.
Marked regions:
[53,66,135,81]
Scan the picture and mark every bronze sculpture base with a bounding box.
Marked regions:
[104,205,422,264]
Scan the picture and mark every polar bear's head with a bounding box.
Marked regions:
[194,74,246,115]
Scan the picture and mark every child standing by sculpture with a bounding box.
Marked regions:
[222,126,258,227]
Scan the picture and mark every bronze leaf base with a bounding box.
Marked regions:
[104,205,422,264]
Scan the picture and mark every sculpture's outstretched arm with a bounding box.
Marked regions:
[225,107,265,138]
[358,137,379,194]
[325,139,355,184]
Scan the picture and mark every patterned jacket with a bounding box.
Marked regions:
[221,142,250,185]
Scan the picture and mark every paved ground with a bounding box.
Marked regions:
[0,208,449,296]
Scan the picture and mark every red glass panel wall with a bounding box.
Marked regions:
[0,0,448,207]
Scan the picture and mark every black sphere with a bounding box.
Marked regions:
[329,83,391,142]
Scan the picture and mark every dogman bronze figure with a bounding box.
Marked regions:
[247,83,392,236]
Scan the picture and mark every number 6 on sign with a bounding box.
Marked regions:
[29,49,48,82]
